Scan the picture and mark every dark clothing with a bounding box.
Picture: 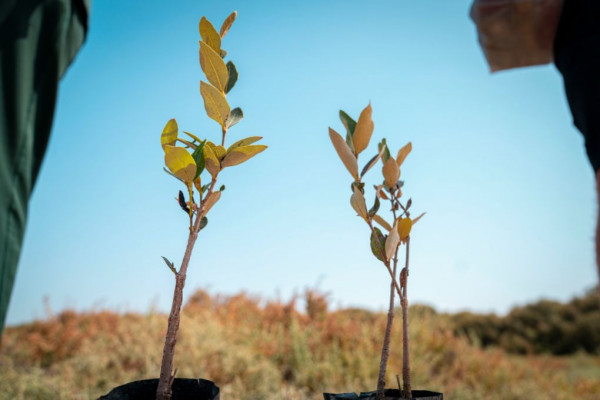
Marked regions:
[0,0,90,335]
[554,0,600,171]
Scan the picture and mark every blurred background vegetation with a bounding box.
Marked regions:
[1,288,599,400]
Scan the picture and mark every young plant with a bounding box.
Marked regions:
[156,12,266,400]
[328,104,424,400]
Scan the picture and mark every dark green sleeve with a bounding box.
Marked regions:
[0,0,90,335]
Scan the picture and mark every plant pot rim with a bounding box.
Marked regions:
[323,388,443,400]
[99,377,219,400]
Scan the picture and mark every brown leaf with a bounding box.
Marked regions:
[329,127,358,180]
[396,142,412,167]
[220,11,237,38]
[382,157,400,188]
[352,103,374,155]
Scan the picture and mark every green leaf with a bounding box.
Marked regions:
[225,61,238,94]
[221,145,267,168]
[370,227,387,262]
[200,81,230,128]
[219,11,237,38]
[161,256,177,275]
[192,140,206,179]
[199,216,208,231]
[219,185,226,191]
[199,17,221,53]
[225,107,243,129]
[368,196,380,218]
[164,146,197,184]
[339,110,356,136]
[199,41,229,92]
[378,139,391,163]
[227,136,262,152]
[161,119,178,150]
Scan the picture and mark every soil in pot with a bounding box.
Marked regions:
[98,378,219,400]
[323,389,443,400]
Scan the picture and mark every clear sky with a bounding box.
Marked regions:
[5,0,598,325]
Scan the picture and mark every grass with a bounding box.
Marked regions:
[1,289,599,399]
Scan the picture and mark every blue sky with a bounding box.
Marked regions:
[5,0,597,325]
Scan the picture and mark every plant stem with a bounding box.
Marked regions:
[377,249,398,399]
[156,179,218,400]
[401,237,412,399]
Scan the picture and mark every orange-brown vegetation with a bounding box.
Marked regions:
[1,289,599,399]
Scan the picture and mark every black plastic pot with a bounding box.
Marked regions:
[323,389,443,400]
[98,378,219,400]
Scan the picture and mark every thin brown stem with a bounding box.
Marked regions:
[156,176,220,400]
[401,237,412,399]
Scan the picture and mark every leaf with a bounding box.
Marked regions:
[339,110,357,136]
[225,61,238,94]
[163,167,184,184]
[194,177,202,192]
[203,190,221,214]
[164,146,197,183]
[227,136,262,152]
[350,186,368,220]
[219,185,226,191]
[396,142,412,167]
[161,256,177,274]
[412,212,426,225]
[225,107,243,129]
[220,49,228,58]
[213,145,227,160]
[221,145,267,168]
[373,214,392,232]
[329,127,358,180]
[199,216,208,231]
[368,196,380,218]
[220,11,237,38]
[396,217,412,241]
[360,145,386,178]
[183,131,202,143]
[385,224,400,261]
[161,119,178,150]
[370,227,387,262]
[178,190,189,213]
[382,156,400,188]
[378,139,391,163]
[200,81,230,128]
[199,17,221,53]
[203,143,220,177]
[374,184,389,200]
[353,103,374,155]
[176,138,197,149]
[192,140,206,179]
[199,41,229,92]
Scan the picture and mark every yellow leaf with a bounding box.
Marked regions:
[227,136,262,152]
[353,103,374,155]
[350,186,368,220]
[396,217,412,240]
[221,145,267,168]
[199,41,228,93]
[220,11,237,38]
[214,145,227,160]
[373,214,392,232]
[385,224,400,261]
[164,146,196,183]
[396,142,412,167]
[161,119,178,150]
[200,81,230,128]
[203,142,220,178]
[382,156,400,188]
[199,44,228,93]
[203,190,221,215]
[329,127,358,180]
[199,17,221,53]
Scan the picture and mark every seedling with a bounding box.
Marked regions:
[156,12,266,400]
[328,104,424,399]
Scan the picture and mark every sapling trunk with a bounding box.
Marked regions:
[156,213,203,400]
[377,262,397,399]
[401,238,412,398]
